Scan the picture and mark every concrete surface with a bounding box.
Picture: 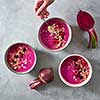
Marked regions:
[0,0,100,100]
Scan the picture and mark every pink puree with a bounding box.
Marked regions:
[39,18,69,49]
[60,56,89,84]
[7,43,36,72]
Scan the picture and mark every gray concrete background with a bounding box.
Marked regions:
[0,0,100,100]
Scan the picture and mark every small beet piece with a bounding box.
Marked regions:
[77,10,98,48]
[29,68,54,89]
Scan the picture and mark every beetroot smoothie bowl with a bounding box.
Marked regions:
[58,54,92,87]
[38,18,72,51]
[5,43,37,74]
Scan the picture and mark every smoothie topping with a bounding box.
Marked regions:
[9,46,29,70]
[48,24,66,48]
[48,25,55,34]
[72,58,89,83]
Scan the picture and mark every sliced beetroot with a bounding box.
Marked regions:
[77,10,98,48]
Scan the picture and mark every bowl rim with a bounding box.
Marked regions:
[58,54,92,87]
[4,42,37,74]
[38,17,72,52]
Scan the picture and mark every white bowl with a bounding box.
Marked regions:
[38,17,72,52]
[5,43,37,74]
[58,54,92,87]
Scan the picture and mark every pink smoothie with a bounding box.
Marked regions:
[39,18,70,50]
[6,43,36,73]
[60,56,90,84]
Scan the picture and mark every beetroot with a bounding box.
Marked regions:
[29,68,54,89]
[77,10,98,48]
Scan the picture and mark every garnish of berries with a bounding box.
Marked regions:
[73,58,89,83]
[48,24,66,48]
[9,47,28,70]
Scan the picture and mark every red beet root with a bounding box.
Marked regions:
[77,10,98,48]
[29,68,54,89]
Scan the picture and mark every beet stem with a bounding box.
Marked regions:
[88,28,98,48]
[29,78,43,89]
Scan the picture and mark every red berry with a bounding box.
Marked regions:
[53,39,59,44]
